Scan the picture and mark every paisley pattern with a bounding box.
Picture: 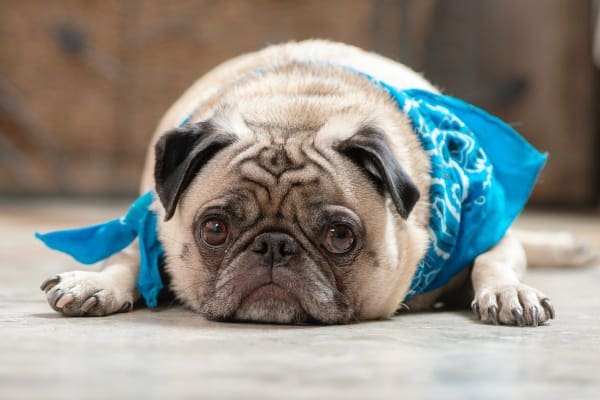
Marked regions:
[36,191,164,307]
[400,94,494,298]
[363,77,546,299]
[37,65,546,308]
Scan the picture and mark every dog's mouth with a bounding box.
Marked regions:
[241,282,300,307]
[198,250,354,324]
[231,281,312,324]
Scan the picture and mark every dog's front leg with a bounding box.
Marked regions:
[471,232,555,327]
[40,243,140,316]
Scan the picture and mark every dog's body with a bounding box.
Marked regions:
[41,40,591,326]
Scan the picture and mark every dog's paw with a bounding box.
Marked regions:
[471,283,555,327]
[40,271,134,317]
[555,234,597,267]
[518,230,597,268]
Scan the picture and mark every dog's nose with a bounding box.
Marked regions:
[250,232,298,267]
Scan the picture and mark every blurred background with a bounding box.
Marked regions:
[0,0,598,208]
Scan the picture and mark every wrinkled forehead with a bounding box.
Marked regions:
[175,67,405,222]
[173,107,376,227]
[222,135,356,219]
[196,92,400,219]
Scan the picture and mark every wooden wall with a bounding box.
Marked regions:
[0,0,597,206]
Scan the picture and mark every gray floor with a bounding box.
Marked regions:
[1,199,599,400]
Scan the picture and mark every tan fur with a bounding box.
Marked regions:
[147,43,433,321]
[140,40,435,191]
[42,40,574,326]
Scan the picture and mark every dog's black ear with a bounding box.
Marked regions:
[154,122,235,220]
[336,128,420,219]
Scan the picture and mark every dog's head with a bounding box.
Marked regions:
[153,65,429,324]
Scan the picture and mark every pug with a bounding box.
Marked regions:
[39,40,591,326]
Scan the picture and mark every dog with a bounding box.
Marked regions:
[39,40,593,326]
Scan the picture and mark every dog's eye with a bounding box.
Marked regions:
[324,224,355,254]
[200,219,229,247]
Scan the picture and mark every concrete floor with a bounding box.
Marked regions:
[1,199,599,400]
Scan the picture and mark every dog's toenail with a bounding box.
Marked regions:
[56,294,75,309]
[471,301,481,320]
[541,298,555,319]
[40,276,60,292]
[51,290,64,307]
[81,296,98,313]
[119,302,132,313]
[488,305,499,325]
[511,308,525,327]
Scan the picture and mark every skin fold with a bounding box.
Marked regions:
[41,40,573,326]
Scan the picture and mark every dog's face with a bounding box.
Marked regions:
[153,67,429,324]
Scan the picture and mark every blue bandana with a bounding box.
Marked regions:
[372,85,546,298]
[36,191,164,307]
[36,76,546,307]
